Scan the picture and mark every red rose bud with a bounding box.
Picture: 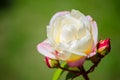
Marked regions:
[97,38,111,56]
[44,57,60,68]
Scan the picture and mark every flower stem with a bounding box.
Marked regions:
[87,54,102,74]
[79,66,89,80]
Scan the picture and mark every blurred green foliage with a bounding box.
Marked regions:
[0,0,120,80]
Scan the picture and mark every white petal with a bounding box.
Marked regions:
[58,51,72,60]
[91,21,98,46]
[47,26,55,44]
[47,11,70,44]
[86,15,98,46]
[57,43,69,50]
[77,24,86,39]
[69,30,93,52]
[60,24,77,43]
[50,11,70,26]
[67,50,87,56]
[71,9,84,19]
[37,39,56,59]
[86,15,93,21]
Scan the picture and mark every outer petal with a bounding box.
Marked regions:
[91,21,98,46]
[87,47,97,58]
[67,57,86,67]
[86,15,98,46]
[37,39,56,59]
[47,11,70,44]
[49,11,70,26]
[37,39,72,61]
[86,15,93,21]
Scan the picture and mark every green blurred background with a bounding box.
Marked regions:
[0,0,120,80]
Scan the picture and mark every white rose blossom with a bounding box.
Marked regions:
[37,9,98,67]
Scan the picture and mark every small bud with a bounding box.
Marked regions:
[97,38,111,56]
[44,57,60,68]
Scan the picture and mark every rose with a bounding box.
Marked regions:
[37,9,98,67]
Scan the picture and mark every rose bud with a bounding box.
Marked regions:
[44,57,60,68]
[97,38,111,56]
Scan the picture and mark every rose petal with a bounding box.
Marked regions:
[86,15,93,21]
[60,24,77,43]
[50,11,70,26]
[47,11,70,44]
[37,39,73,61]
[92,21,98,46]
[71,9,84,19]
[86,15,98,46]
[69,30,93,53]
[37,39,56,59]
[68,50,87,56]
[67,57,86,67]
[87,47,96,58]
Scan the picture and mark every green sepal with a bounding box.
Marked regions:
[68,67,80,72]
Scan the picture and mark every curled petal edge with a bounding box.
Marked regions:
[86,15,98,46]
[37,39,56,59]
[50,11,70,25]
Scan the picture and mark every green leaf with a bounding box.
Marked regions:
[52,62,67,80]
[52,68,64,80]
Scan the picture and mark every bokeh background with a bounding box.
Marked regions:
[0,0,120,80]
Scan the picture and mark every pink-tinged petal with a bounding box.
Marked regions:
[37,39,56,59]
[86,15,93,21]
[91,21,98,46]
[67,57,86,67]
[50,11,70,25]
[87,47,97,58]
[86,15,98,46]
